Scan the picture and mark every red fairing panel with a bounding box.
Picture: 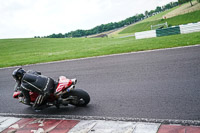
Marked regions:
[56,76,72,93]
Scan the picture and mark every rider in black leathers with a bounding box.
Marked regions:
[12,68,56,110]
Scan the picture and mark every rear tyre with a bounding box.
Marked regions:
[62,89,90,107]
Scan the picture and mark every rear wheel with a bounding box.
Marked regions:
[62,89,90,107]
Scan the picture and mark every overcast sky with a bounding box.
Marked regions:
[0,0,177,39]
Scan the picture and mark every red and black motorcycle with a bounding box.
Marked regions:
[13,76,90,109]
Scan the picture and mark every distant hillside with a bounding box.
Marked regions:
[119,10,200,34]
[110,1,200,37]
[38,1,200,39]
[40,1,178,38]
[165,1,200,18]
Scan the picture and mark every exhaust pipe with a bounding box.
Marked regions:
[71,78,77,85]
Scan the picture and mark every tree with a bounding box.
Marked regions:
[198,0,200,3]
[155,6,162,12]
[165,3,172,9]
[138,14,145,19]
[179,0,193,6]
[34,36,40,38]
[148,10,155,16]
[145,11,149,17]
[188,0,193,6]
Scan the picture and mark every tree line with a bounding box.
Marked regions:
[178,0,200,6]
[35,1,180,38]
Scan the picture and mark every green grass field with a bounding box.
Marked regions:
[120,10,200,34]
[1,31,200,68]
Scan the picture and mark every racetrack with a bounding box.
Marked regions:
[0,45,200,121]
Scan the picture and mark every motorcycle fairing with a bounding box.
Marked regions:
[55,76,72,94]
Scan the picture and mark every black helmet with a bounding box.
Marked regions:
[12,68,26,82]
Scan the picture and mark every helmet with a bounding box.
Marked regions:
[12,68,26,82]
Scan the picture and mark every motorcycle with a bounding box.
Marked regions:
[13,76,90,109]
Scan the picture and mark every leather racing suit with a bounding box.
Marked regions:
[15,70,55,110]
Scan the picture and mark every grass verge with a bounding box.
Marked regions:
[0,32,200,68]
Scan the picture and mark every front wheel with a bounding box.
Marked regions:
[62,89,90,107]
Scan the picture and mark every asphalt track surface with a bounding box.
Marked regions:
[0,45,200,122]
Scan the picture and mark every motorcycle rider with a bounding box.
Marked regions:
[12,67,56,110]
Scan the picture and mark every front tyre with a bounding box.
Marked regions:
[62,89,90,107]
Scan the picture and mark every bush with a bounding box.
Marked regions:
[197,0,200,3]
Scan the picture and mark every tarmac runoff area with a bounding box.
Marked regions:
[1,116,200,133]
